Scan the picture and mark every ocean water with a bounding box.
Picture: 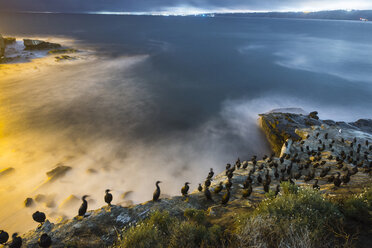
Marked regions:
[0,13,372,232]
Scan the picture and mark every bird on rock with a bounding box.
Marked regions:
[181,182,190,196]
[78,195,89,217]
[9,233,22,248]
[32,211,46,227]
[153,181,162,202]
[0,230,9,244]
[104,189,113,206]
[38,233,52,248]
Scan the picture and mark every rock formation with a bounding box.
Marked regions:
[23,39,61,50]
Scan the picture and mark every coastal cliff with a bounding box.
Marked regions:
[9,110,372,247]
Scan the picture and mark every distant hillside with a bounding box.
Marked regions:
[216,10,372,21]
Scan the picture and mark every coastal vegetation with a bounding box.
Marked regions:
[115,182,372,248]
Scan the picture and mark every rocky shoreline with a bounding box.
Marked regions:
[3,109,368,247]
[0,34,78,64]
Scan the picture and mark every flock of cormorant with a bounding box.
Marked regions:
[0,131,371,247]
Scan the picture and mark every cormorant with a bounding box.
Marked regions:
[313,179,320,190]
[204,187,212,201]
[263,182,270,193]
[153,181,162,201]
[208,168,214,179]
[225,179,232,189]
[327,174,335,183]
[0,230,9,244]
[204,179,211,187]
[341,171,350,184]
[104,189,113,206]
[78,195,89,217]
[32,211,46,226]
[9,233,22,248]
[226,163,231,171]
[275,185,280,196]
[181,182,190,196]
[257,174,262,184]
[351,166,358,175]
[198,183,203,192]
[242,161,248,169]
[242,184,252,198]
[221,189,230,205]
[334,173,341,187]
[38,233,52,248]
[214,182,223,194]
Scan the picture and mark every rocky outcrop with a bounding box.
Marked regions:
[4,37,16,45]
[19,110,372,247]
[259,109,372,155]
[23,39,61,50]
[0,34,5,58]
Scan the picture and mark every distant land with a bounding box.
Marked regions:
[216,10,372,21]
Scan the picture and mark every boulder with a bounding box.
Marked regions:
[23,39,61,50]
[46,164,71,182]
[0,167,15,177]
[0,34,4,58]
[4,37,16,45]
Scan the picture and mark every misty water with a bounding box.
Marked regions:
[0,13,372,232]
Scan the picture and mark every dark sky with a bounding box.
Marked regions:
[0,0,371,14]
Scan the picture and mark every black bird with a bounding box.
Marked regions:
[334,173,341,187]
[275,185,280,196]
[104,189,113,206]
[225,179,232,189]
[198,183,203,192]
[341,171,351,184]
[274,169,279,179]
[0,230,9,244]
[204,187,212,201]
[313,179,320,190]
[221,189,230,205]
[242,161,249,169]
[225,163,231,171]
[214,182,223,194]
[327,174,335,183]
[9,233,22,248]
[351,166,358,175]
[242,184,252,198]
[181,182,190,196]
[153,181,162,201]
[38,233,52,248]
[78,195,89,217]
[208,168,214,179]
[204,178,211,187]
[263,182,270,193]
[257,174,262,184]
[32,211,46,226]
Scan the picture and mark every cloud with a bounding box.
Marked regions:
[1,0,372,14]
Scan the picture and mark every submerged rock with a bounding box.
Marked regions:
[24,198,34,208]
[0,167,15,177]
[23,39,61,50]
[46,164,71,182]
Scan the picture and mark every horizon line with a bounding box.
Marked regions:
[1,8,372,17]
